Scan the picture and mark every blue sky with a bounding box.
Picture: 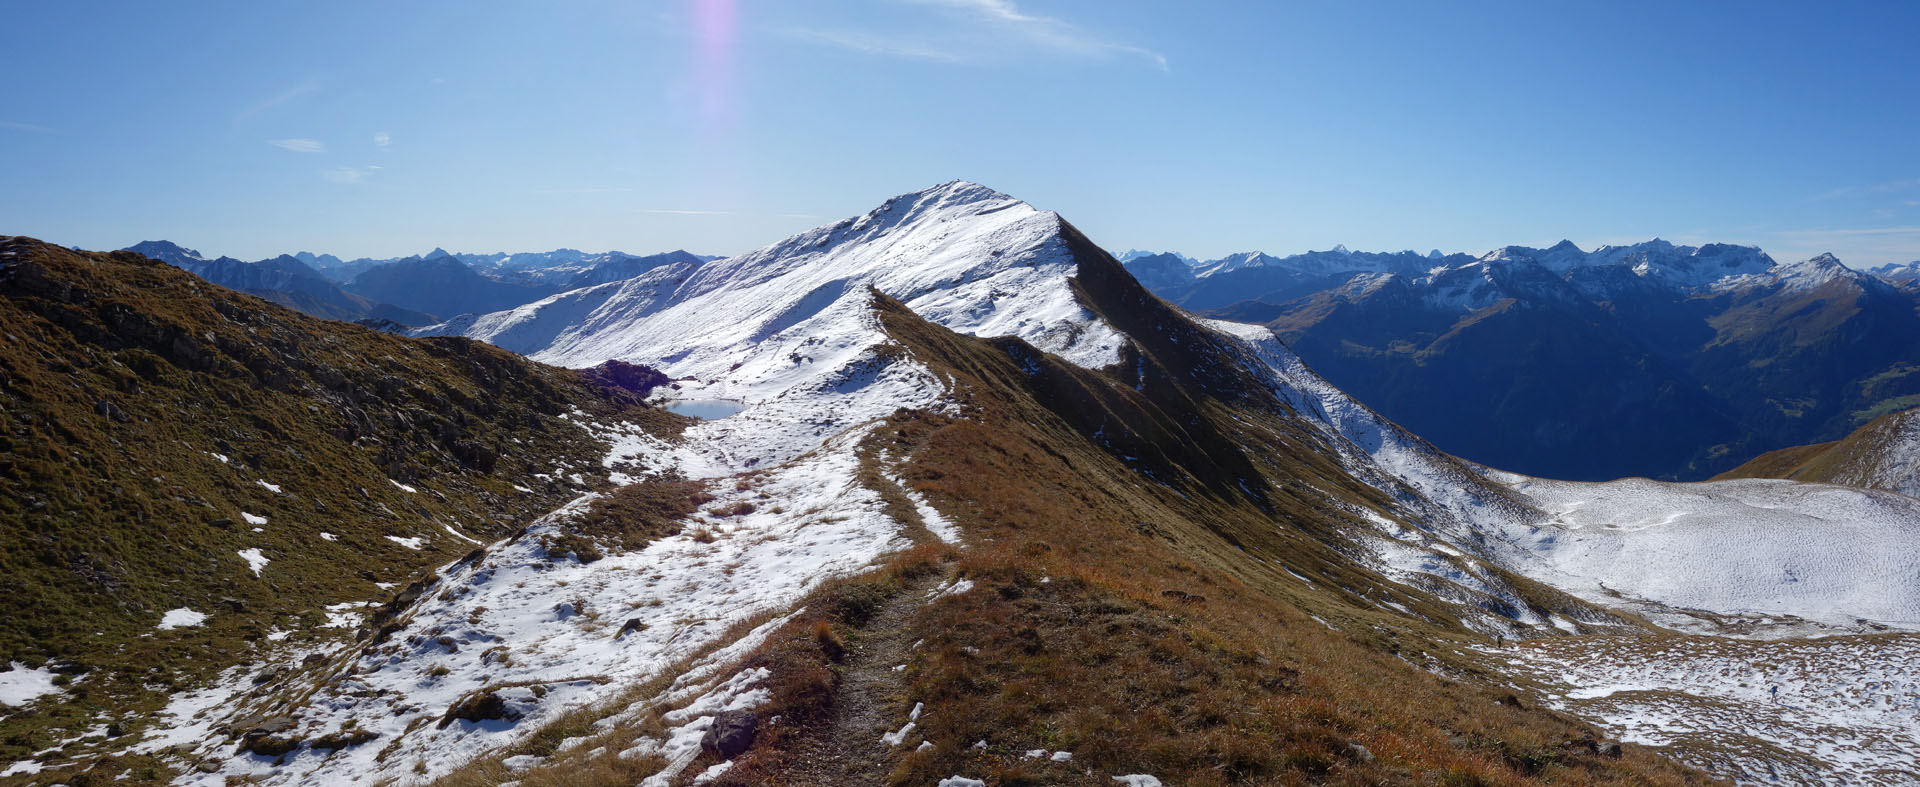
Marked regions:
[4,0,1918,267]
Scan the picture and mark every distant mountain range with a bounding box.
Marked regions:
[1124,241,1920,481]
[123,241,719,326]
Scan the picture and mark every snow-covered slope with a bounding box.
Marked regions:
[1204,318,1920,635]
[417,182,1123,467]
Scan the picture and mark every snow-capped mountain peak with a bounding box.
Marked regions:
[417,181,1124,467]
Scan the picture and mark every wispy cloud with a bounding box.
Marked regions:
[322,166,373,184]
[910,0,1167,68]
[1767,225,1920,266]
[639,208,736,216]
[791,0,1165,69]
[237,80,321,120]
[0,120,56,134]
[785,28,965,63]
[1813,177,1920,201]
[269,138,326,153]
[373,131,391,150]
[534,186,634,195]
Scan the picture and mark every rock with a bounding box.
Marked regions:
[207,518,234,529]
[617,618,646,639]
[1348,740,1375,763]
[700,710,758,759]
[309,728,378,750]
[241,734,301,757]
[1596,740,1622,759]
[237,715,296,738]
[440,690,520,727]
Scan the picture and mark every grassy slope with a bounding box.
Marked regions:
[0,237,682,771]
[435,224,1711,786]
[1714,405,1916,489]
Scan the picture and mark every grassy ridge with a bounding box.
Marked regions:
[0,237,681,769]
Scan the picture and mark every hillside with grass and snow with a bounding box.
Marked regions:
[5,184,1918,786]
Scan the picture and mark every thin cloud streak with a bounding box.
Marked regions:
[1767,225,1920,267]
[321,166,371,184]
[1813,178,1920,201]
[269,138,326,153]
[639,208,737,215]
[237,80,320,120]
[373,131,391,150]
[791,0,1165,69]
[534,186,635,195]
[784,28,965,63]
[908,0,1167,69]
[1,120,56,134]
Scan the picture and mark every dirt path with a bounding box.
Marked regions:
[782,567,949,785]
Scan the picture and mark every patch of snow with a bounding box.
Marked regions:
[939,778,986,787]
[237,548,269,577]
[319,532,338,542]
[389,479,417,493]
[242,512,267,526]
[1113,777,1164,787]
[256,479,282,493]
[385,535,426,550]
[0,663,61,707]
[881,721,916,746]
[158,608,207,630]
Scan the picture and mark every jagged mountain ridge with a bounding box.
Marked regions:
[123,241,720,327]
[1124,239,1920,481]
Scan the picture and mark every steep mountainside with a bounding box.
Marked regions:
[0,236,679,776]
[1129,240,1920,481]
[1716,405,1920,498]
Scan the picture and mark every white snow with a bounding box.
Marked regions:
[319,532,338,542]
[256,479,282,493]
[938,778,986,787]
[881,721,916,746]
[390,479,417,493]
[1495,633,1920,784]
[0,663,60,707]
[157,608,207,630]
[1497,475,1920,631]
[385,535,426,550]
[242,512,267,526]
[1113,777,1164,787]
[237,548,269,577]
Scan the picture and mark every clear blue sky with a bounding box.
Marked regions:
[4,1,1918,267]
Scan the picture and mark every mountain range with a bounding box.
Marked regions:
[6,184,1917,785]
[1127,241,1920,480]
[123,241,718,327]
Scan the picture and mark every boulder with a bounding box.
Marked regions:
[700,710,758,759]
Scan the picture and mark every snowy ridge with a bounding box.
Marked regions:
[417,181,1121,467]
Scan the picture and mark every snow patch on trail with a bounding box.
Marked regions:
[198,422,917,785]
